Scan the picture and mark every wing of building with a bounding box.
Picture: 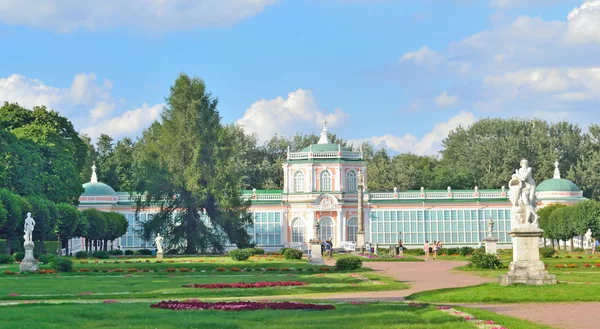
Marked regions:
[75,123,586,253]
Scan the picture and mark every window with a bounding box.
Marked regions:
[346,170,357,192]
[291,218,305,243]
[293,171,304,192]
[347,217,358,242]
[320,170,332,191]
[252,212,282,246]
[319,217,334,243]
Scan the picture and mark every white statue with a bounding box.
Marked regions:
[585,229,593,248]
[24,213,35,243]
[155,233,164,253]
[509,159,539,226]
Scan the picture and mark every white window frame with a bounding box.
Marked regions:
[293,171,305,192]
[320,170,332,192]
[347,217,358,242]
[346,170,358,192]
[291,218,306,243]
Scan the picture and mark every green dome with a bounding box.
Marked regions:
[537,178,580,192]
[301,144,350,152]
[82,182,117,197]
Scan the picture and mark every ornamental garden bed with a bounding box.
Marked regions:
[182,281,307,289]
[150,300,335,311]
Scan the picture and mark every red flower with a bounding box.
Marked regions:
[150,300,335,311]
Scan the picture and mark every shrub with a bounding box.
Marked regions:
[468,252,502,269]
[540,247,557,259]
[138,249,152,256]
[109,250,123,256]
[38,254,55,264]
[572,247,585,252]
[0,254,15,264]
[12,252,24,262]
[283,249,303,260]
[51,257,73,272]
[279,247,291,255]
[91,251,110,259]
[75,251,88,259]
[443,247,459,256]
[250,248,265,255]
[124,250,134,255]
[403,248,425,256]
[335,256,363,270]
[459,246,474,256]
[229,249,252,261]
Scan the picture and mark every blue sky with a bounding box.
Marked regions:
[1,0,599,155]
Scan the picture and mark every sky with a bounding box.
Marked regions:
[0,0,599,156]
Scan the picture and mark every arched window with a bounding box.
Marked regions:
[293,171,305,192]
[291,218,305,243]
[346,170,357,192]
[319,217,334,245]
[320,170,332,191]
[347,217,358,242]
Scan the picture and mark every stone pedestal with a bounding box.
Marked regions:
[373,243,379,255]
[309,241,324,265]
[19,241,38,272]
[484,236,498,255]
[585,248,593,255]
[499,226,556,286]
[156,251,163,261]
[356,231,365,253]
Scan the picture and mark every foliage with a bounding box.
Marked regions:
[279,247,291,255]
[250,247,265,255]
[75,251,88,259]
[91,251,110,259]
[38,254,56,264]
[51,257,73,272]
[467,252,502,269]
[0,254,14,264]
[539,247,557,258]
[12,252,24,262]
[125,250,134,256]
[109,250,123,256]
[283,249,303,260]
[335,256,363,270]
[138,249,152,256]
[459,246,474,256]
[403,248,425,256]
[229,249,252,261]
[442,247,459,255]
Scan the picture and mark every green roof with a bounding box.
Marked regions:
[82,182,117,197]
[300,144,349,152]
[536,178,580,192]
[242,190,283,194]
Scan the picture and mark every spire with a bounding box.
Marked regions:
[553,160,561,179]
[317,120,330,144]
[91,163,98,183]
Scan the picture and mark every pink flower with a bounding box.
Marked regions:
[182,281,307,289]
[103,300,118,304]
[150,301,335,311]
[8,293,19,297]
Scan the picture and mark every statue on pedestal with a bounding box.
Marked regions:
[20,213,38,272]
[508,159,539,227]
[155,234,164,253]
[24,212,35,243]
[585,229,593,248]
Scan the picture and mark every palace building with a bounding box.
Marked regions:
[76,122,586,252]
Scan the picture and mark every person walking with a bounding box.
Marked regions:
[432,240,438,260]
[437,241,443,256]
[325,240,332,260]
[424,240,430,260]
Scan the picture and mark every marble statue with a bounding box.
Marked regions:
[24,212,35,243]
[155,234,164,253]
[585,229,593,248]
[508,159,539,226]
[358,170,364,186]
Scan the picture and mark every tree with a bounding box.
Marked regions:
[27,195,57,253]
[571,200,600,243]
[95,134,119,188]
[102,212,128,250]
[366,149,393,191]
[112,138,137,191]
[82,209,107,252]
[0,189,31,254]
[55,203,80,255]
[135,73,253,253]
[538,203,566,248]
[550,206,576,250]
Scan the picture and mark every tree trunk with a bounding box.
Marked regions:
[184,206,198,254]
[4,239,11,254]
[570,238,574,251]
[551,239,555,249]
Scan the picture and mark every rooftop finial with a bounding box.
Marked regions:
[553,160,561,179]
[91,162,98,183]
[317,119,330,144]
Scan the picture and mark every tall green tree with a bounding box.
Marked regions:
[135,73,252,253]
[538,203,566,248]
[55,203,80,255]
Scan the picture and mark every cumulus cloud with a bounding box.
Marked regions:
[237,89,349,143]
[435,91,458,108]
[0,0,278,33]
[349,111,476,156]
[82,103,163,139]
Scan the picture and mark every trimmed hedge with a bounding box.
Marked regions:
[109,250,123,256]
[283,249,303,260]
[38,254,56,264]
[229,249,252,261]
[540,247,557,258]
[125,250,134,255]
[0,254,14,264]
[459,246,474,256]
[75,251,88,259]
[12,252,24,262]
[138,249,152,256]
[335,256,363,270]
[91,251,110,259]
[51,257,73,272]
[468,251,502,269]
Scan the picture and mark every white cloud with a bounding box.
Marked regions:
[82,103,163,139]
[565,0,600,44]
[350,111,476,156]
[399,46,443,71]
[0,0,278,33]
[435,91,458,108]
[237,89,349,143]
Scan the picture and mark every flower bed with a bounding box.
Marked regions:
[182,281,307,289]
[436,306,506,329]
[150,300,335,311]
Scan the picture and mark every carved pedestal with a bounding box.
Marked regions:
[309,241,324,265]
[156,252,163,261]
[484,236,499,255]
[499,226,556,286]
[19,241,38,272]
[585,248,593,255]
[356,231,365,253]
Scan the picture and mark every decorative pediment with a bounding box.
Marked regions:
[317,194,338,211]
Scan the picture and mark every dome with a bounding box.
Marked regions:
[537,178,580,192]
[301,143,350,152]
[82,181,117,196]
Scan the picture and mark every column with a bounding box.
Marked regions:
[280,210,286,246]
[336,209,342,247]
[342,212,347,243]
[308,212,316,240]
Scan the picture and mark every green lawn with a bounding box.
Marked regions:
[0,302,552,329]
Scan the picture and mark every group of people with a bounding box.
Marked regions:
[321,238,333,260]
[423,240,442,260]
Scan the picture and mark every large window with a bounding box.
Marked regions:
[291,218,305,243]
[319,217,334,243]
[346,170,357,192]
[347,217,358,242]
[120,212,152,248]
[369,209,511,245]
[293,171,304,192]
[251,212,282,246]
[320,170,332,191]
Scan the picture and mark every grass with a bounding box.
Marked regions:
[0,302,552,329]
